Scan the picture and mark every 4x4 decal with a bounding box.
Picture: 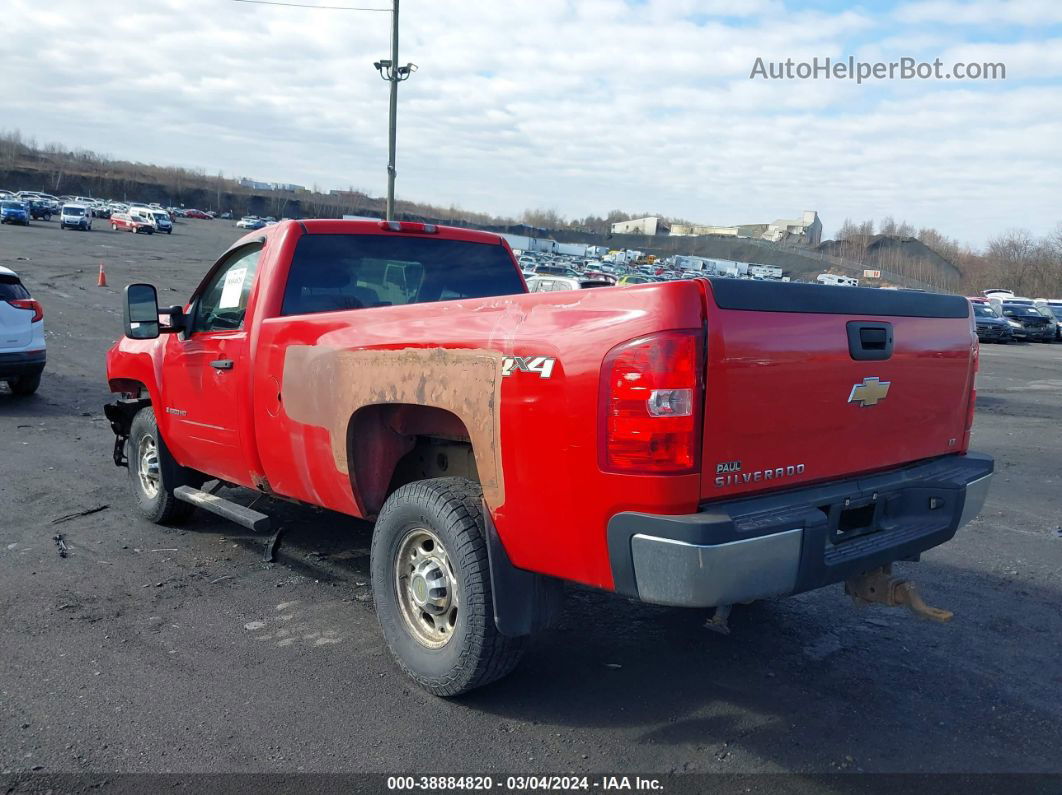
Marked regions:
[502,356,556,379]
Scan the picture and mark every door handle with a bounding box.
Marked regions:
[210,359,234,370]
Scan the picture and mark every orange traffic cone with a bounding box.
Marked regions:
[97,262,107,287]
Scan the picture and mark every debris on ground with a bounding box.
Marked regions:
[51,505,109,525]
[53,534,69,558]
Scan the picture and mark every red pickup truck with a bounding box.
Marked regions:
[105,220,993,695]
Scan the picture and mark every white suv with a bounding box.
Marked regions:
[0,266,45,395]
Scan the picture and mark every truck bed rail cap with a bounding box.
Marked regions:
[707,278,970,319]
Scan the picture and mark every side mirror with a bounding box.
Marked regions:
[123,283,160,339]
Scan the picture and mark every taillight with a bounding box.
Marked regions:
[8,298,43,323]
[599,329,704,474]
[962,345,978,450]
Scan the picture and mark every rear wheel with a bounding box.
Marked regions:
[7,373,41,395]
[111,222,118,231]
[127,407,203,524]
[370,477,525,696]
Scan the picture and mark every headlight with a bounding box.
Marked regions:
[1007,320,1022,328]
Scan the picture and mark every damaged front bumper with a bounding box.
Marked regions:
[607,452,993,608]
[103,397,151,467]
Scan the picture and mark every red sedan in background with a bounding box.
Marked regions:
[110,213,154,234]
[183,209,212,220]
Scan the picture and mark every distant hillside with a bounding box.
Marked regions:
[0,131,500,227]
[817,235,962,286]
[0,131,960,291]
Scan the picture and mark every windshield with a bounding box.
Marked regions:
[281,234,525,316]
[973,304,997,317]
[1,201,23,210]
[1004,306,1041,317]
[153,212,168,221]
[64,207,85,216]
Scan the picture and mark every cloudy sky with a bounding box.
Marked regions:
[3,0,1060,244]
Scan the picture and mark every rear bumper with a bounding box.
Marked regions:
[0,351,46,379]
[607,452,994,608]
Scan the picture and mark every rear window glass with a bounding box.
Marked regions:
[0,276,30,300]
[281,234,525,316]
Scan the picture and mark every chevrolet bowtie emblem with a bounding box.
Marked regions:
[849,376,891,407]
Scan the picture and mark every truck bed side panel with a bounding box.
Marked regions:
[252,280,708,590]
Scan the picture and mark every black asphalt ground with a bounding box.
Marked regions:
[1,218,1060,780]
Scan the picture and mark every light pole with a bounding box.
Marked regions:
[374,0,416,222]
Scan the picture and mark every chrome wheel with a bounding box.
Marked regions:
[394,528,458,648]
[137,435,161,500]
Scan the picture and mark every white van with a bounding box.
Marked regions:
[59,203,92,231]
[149,209,173,234]
[129,205,172,234]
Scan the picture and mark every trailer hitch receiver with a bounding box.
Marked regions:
[845,565,953,623]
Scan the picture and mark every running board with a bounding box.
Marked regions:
[174,486,272,533]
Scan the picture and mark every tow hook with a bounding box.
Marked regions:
[844,565,954,623]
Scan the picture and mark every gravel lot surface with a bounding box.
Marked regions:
[1,218,1060,776]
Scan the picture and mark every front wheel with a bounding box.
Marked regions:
[111,223,118,231]
[127,407,203,524]
[370,477,525,696]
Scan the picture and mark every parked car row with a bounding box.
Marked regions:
[970,292,1062,343]
[514,249,793,289]
[236,215,281,229]
[0,187,237,230]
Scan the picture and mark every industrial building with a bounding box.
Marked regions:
[671,211,822,246]
[238,178,307,192]
[762,211,822,245]
[609,216,671,236]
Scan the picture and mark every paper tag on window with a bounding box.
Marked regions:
[218,266,247,309]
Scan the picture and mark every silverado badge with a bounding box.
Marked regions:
[848,376,891,407]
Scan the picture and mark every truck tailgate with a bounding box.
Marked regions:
[701,279,976,500]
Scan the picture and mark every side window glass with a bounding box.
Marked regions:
[193,246,262,332]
